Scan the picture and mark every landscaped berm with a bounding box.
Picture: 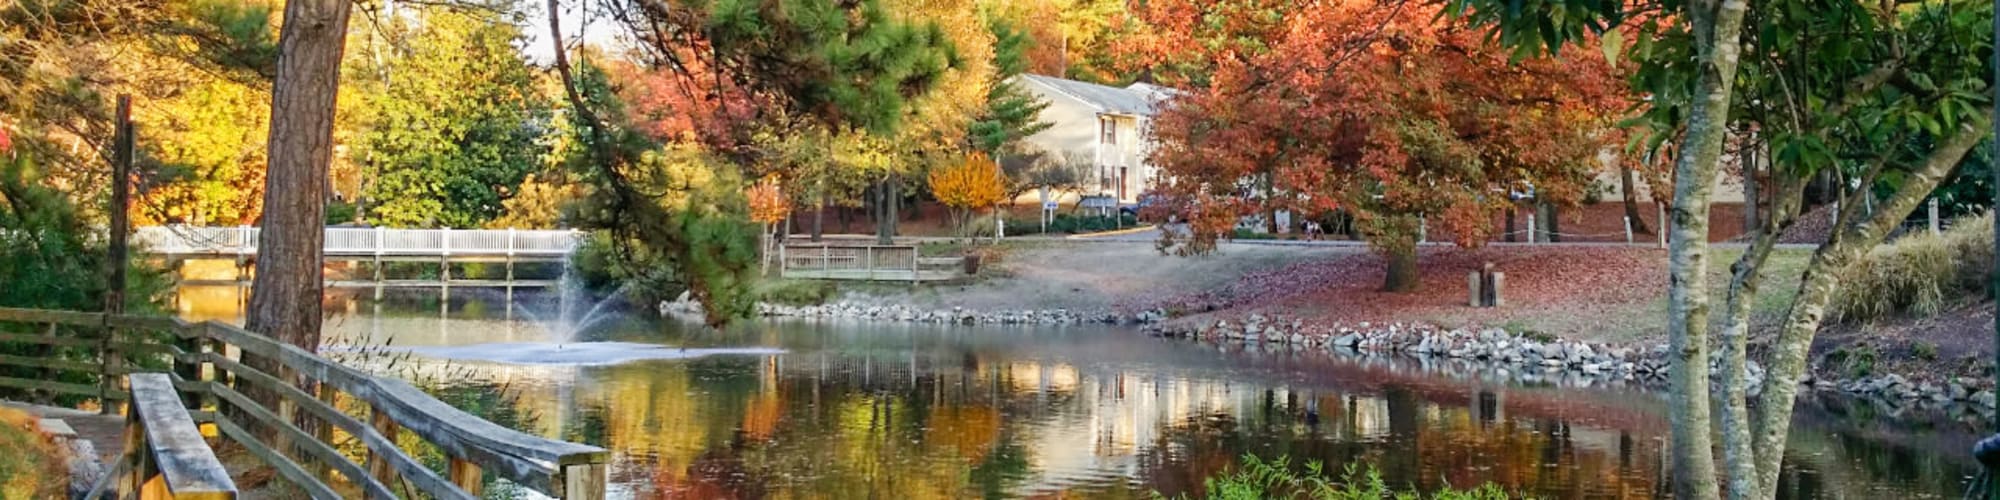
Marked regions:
[0,406,69,499]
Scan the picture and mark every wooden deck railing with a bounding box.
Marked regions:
[0,307,609,499]
[115,373,238,499]
[778,244,966,282]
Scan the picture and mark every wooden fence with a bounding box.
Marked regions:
[777,244,965,282]
[0,307,609,499]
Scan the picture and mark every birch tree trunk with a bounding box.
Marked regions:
[1716,176,1801,500]
[245,0,351,350]
[1750,114,1990,495]
[1663,0,1752,495]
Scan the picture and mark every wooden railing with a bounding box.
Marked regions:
[0,307,609,499]
[777,244,965,282]
[114,373,238,499]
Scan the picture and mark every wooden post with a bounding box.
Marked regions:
[103,95,136,414]
[315,381,339,484]
[1930,198,1941,234]
[561,463,607,499]
[1418,216,1427,244]
[38,322,56,404]
[1623,216,1634,244]
[173,331,200,411]
[1525,215,1536,244]
[1657,203,1668,249]
[449,457,484,496]
[1467,272,1482,307]
[821,245,831,276]
[118,403,144,499]
[865,246,875,281]
[1489,272,1505,307]
[911,248,919,284]
[366,405,399,487]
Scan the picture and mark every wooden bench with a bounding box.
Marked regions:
[119,373,236,499]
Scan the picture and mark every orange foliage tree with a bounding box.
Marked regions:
[928,153,1007,241]
[1136,0,1630,291]
[747,175,791,226]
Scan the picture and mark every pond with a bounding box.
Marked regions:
[178,285,1980,499]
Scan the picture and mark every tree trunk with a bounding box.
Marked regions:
[876,176,898,245]
[1742,134,1761,235]
[1662,0,1751,495]
[1717,176,1802,500]
[1537,201,1560,243]
[1504,204,1517,242]
[246,0,351,351]
[1623,165,1650,235]
[811,194,825,242]
[1381,243,1418,293]
[1749,114,1988,496]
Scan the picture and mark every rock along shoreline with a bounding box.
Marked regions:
[660,299,1998,413]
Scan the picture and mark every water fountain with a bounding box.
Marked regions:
[399,263,784,365]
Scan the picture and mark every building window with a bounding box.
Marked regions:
[1100,118,1117,145]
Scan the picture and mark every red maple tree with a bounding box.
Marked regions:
[1137,0,1632,291]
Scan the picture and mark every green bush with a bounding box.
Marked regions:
[1001,213,1138,235]
[1156,454,1514,500]
[1231,228,1280,240]
[756,279,837,306]
[325,200,358,225]
[1832,212,1993,322]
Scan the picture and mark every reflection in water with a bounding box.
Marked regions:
[179,286,1976,499]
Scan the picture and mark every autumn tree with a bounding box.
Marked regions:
[929,153,1007,242]
[1145,0,1627,292]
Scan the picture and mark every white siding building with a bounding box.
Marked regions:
[1008,74,1178,203]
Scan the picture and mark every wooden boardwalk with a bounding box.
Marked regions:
[1,399,122,464]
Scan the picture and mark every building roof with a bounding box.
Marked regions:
[1014,74,1174,116]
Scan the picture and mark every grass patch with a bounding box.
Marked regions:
[0,407,68,499]
[756,279,838,306]
[1832,212,1993,323]
[1156,454,1515,500]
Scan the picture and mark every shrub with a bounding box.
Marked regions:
[1157,454,1514,500]
[1001,214,1138,235]
[1832,212,1993,323]
[756,280,836,306]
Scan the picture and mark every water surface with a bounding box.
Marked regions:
[187,286,1982,499]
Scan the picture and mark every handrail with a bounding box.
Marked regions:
[131,226,582,256]
[0,307,610,499]
[120,373,236,499]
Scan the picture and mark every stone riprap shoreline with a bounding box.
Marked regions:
[662,299,1127,326]
[659,300,1997,413]
[1146,312,1999,413]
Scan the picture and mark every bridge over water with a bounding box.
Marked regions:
[136,226,581,290]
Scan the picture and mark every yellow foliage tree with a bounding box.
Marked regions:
[747,175,791,225]
[928,153,1007,241]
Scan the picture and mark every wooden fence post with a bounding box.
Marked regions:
[562,463,607,499]
[865,246,875,281]
[103,95,135,415]
[173,330,200,411]
[366,404,399,488]
[449,457,484,496]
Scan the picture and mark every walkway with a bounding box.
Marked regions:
[1,400,120,464]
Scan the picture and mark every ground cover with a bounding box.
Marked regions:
[0,406,69,499]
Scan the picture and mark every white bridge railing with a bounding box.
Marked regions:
[134,226,582,257]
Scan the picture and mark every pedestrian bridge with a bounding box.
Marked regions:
[134,225,581,259]
[137,226,583,291]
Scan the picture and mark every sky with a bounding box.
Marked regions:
[514,0,626,65]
